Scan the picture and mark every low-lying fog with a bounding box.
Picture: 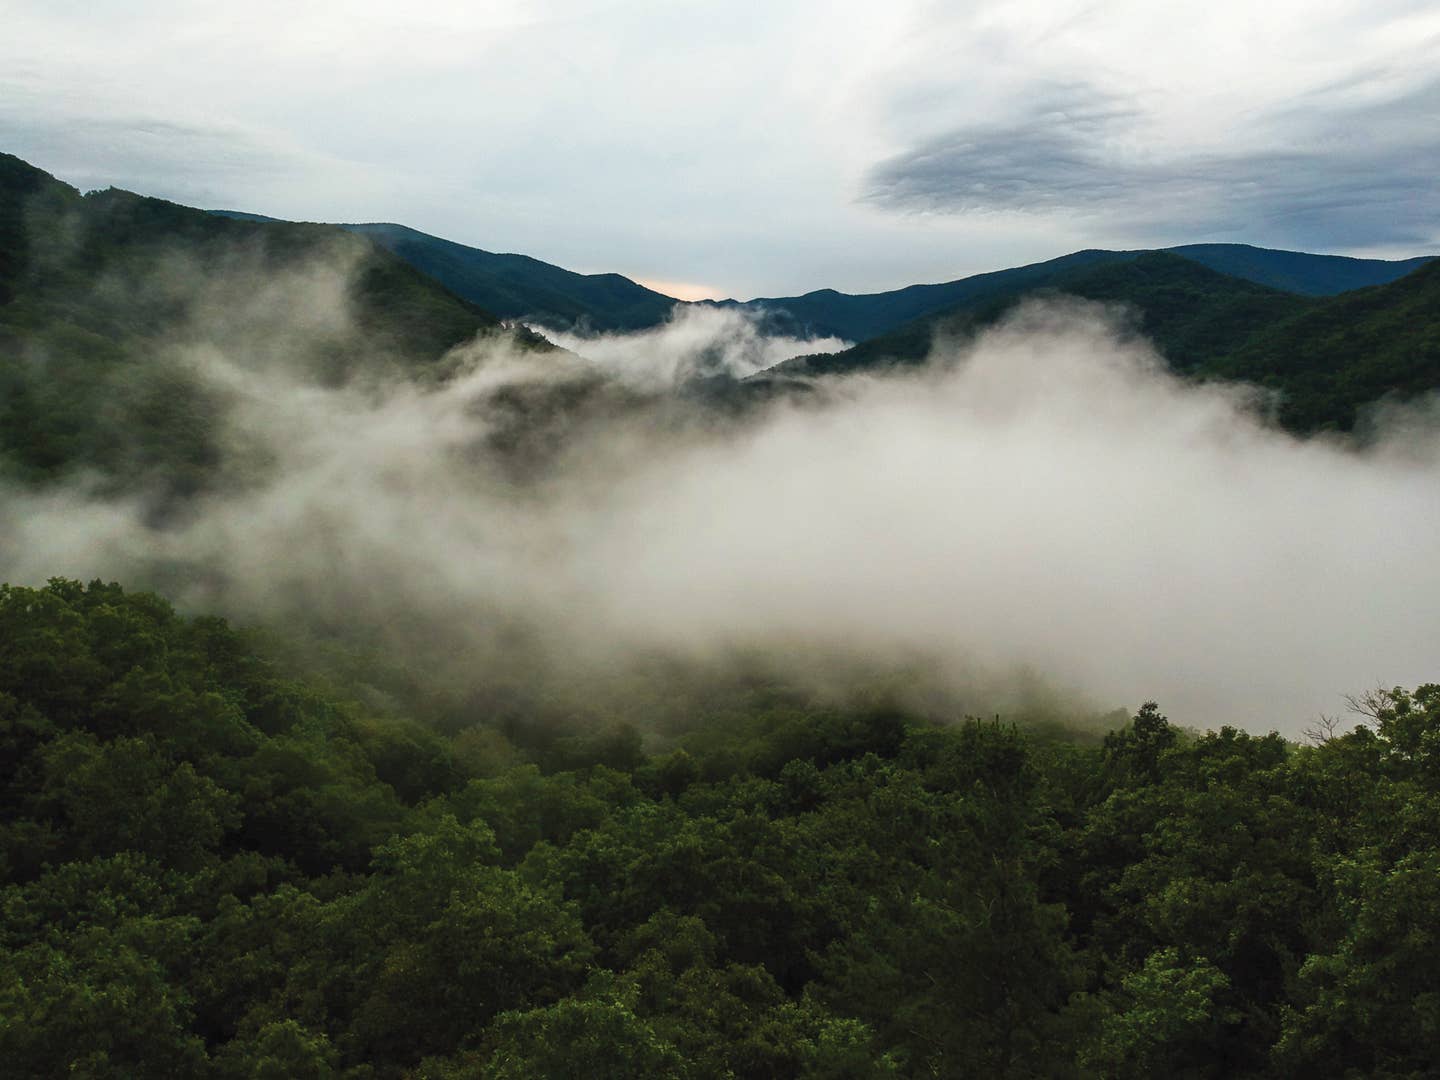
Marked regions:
[6,281,1438,736]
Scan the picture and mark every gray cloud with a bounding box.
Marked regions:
[864,76,1440,249]
[543,306,848,389]
[8,1,1438,293]
[0,76,319,207]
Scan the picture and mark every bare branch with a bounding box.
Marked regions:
[1302,713,1342,745]
[1344,684,1396,722]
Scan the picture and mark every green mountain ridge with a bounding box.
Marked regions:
[707,243,1434,343]
[0,152,549,495]
[1169,243,1436,296]
[705,249,1131,342]
[764,252,1312,377]
[7,146,1439,457]
[208,213,682,332]
[341,222,681,333]
[1203,257,1440,432]
[762,251,1440,433]
[202,197,1433,343]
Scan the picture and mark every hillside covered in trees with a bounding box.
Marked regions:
[9,151,1438,442]
[768,253,1440,433]
[2,579,1437,1077]
[211,204,1432,343]
[0,153,552,497]
[702,243,1431,344]
[336,223,680,334]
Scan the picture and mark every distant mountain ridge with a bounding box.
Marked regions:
[705,249,1128,342]
[209,214,680,333]
[759,250,1440,434]
[766,252,1316,379]
[710,244,1436,343]
[0,152,546,496]
[9,150,1438,441]
[339,223,680,333]
[206,205,1434,344]
[1167,244,1436,297]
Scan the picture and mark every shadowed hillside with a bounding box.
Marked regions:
[340,222,680,333]
[1201,257,1440,431]
[761,252,1440,434]
[0,153,549,494]
[708,245,1432,343]
[210,196,1434,344]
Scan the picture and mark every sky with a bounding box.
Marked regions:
[3,0,1439,299]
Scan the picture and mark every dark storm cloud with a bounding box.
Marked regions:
[863,77,1440,248]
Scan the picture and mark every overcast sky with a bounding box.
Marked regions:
[4,0,1438,299]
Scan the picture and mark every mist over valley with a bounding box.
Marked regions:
[4,153,1437,737]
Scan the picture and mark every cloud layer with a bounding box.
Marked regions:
[4,271,1439,736]
[864,77,1440,249]
[6,0,1437,294]
[544,306,847,388]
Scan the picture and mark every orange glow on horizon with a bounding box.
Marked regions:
[633,276,724,302]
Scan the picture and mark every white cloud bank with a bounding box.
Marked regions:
[3,292,1438,735]
[544,306,847,388]
[6,0,1437,294]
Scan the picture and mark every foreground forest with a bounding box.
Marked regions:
[2,579,1437,1078]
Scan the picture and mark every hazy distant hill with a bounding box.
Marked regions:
[1169,243,1436,297]
[208,205,1433,345]
[715,245,1435,343]
[763,251,1440,434]
[339,222,680,332]
[770,253,1315,377]
[706,249,1130,342]
[209,213,680,332]
[8,148,1437,450]
[0,153,539,493]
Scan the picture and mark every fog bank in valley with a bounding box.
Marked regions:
[5,281,1438,736]
[542,304,849,388]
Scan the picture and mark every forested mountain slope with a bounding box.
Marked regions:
[208,189,1432,343]
[764,253,1440,434]
[339,222,680,332]
[767,253,1313,377]
[1199,257,1440,431]
[1170,242,1435,296]
[706,249,1132,342]
[209,215,681,333]
[710,244,1432,343]
[0,153,545,494]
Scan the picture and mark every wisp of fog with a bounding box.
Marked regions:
[4,268,1438,736]
[542,304,849,387]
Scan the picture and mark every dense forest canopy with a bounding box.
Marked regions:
[2,579,1438,1076]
